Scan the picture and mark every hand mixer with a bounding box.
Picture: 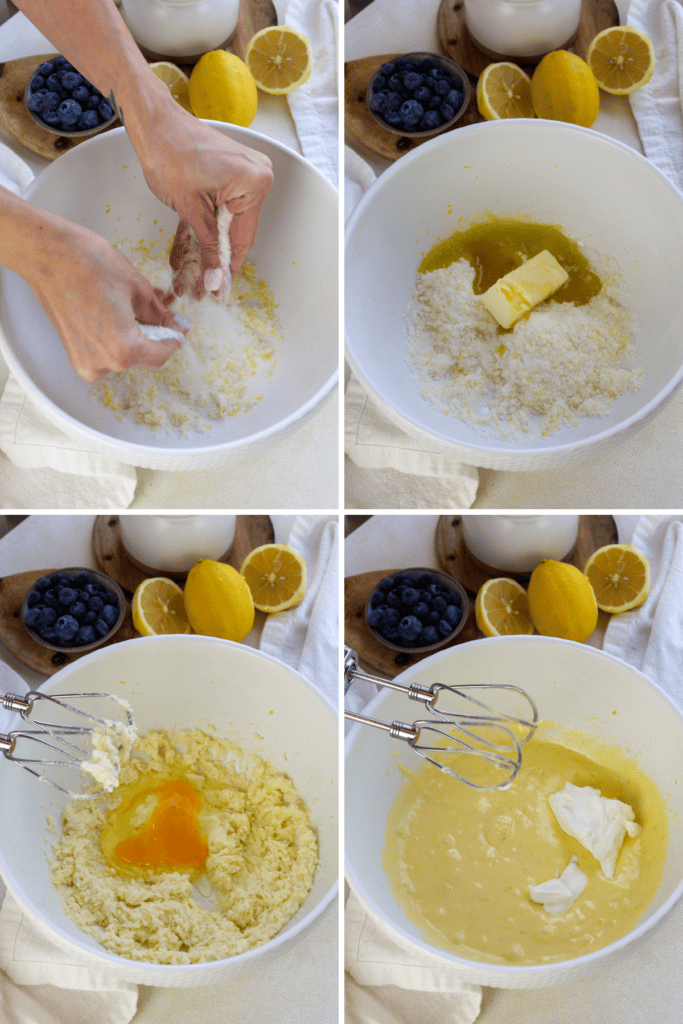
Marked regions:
[0,690,135,796]
[344,647,538,790]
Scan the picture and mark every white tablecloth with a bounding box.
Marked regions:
[0,2,338,510]
[0,515,338,1024]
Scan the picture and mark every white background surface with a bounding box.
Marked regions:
[345,0,683,508]
[0,514,338,1024]
[0,1,339,510]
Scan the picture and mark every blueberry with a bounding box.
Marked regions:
[383,607,400,628]
[419,625,440,645]
[371,75,387,93]
[395,573,412,585]
[432,596,447,614]
[98,99,113,120]
[43,588,60,609]
[54,614,79,643]
[57,98,81,126]
[440,103,455,121]
[383,108,403,128]
[88,595,104,614]
[387,74,403,91]
[396,60,416,72]
[100,603,119,627]
[61,71,82,90]
[398,615,422,642]
[367,607,385,630]
[84,582,101,595]
[41,91,61,111]
[414,601,430,621]
[77,109,100,130]
[401,586,419,607]
[428,610,441,624]
[420,110,442,130]
[57,586,77,606]
[84,610,97,625]
[445,592,462,607]
[386,589,403,610]
[72,84,91,104]
[428,94,443,111]
[403,72,424,91]
[431,68,446,80]
[94,617,111,637]
[74,572,92,587]
[24,607,42,629]
[443,603,462,627]
[414,85,431,104]
[370,590,385,609]
[27,91,48,113]
[103,591,118,606]
[29,74,45,92]
[444,88,462,109]
[39,626,58,643]
[75,625,97,645]
[379,576,396,592]
[419,58,439,71]
[435,79,450,96]
[26,589,42,608]
[70,600,87,619]
[369,90,389,114]
[383,625,400,642]
[437,619,453,637]
[37,61,55,76]
[382,91,402,112]
[86,94,102,110]
[38,607,58,627]
[427,582,444,596]
[399,99,424,127]
[34,576,54,592]
[53,56,69,68]
[379,61,396,76]
[45,73,61,91]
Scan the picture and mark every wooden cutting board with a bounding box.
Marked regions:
[435,514,617,594]
[92,514,274,591]
[345,569,478,679]
[346,0,618,162]
[0,568,136,676]
[0,0,276,161]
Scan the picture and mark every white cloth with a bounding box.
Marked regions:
[0,661,138,1024]
[345,896,482,1024]
[260,514,338,707]
[285,0,339,188]
[628,0,683,193]
[345,374,479,509]
[603,515,683,702]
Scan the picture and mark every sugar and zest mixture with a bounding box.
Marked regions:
[406,258,643,437]
[91,245,283,436]
[49,728,318,964]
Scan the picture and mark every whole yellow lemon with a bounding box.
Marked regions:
[527,559,598,643]
[530,50,600,127]
[189,50,258,126]
[183,560,255,642]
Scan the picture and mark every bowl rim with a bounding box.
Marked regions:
[23,56,119,138]
[21,565,125,653]
[344,119,683,463]
[344,634,683,979]
[363,565,470,653]
[365,51,472,138]
[0,123,338,463]
[0,634,339,976]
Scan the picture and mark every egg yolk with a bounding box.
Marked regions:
[101,778,208,878]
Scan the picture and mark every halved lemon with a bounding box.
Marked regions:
[587,26,655,95]
[132,577,191,636]
[583,544,650,613]
[476,62,535,120]
[475,578,534,637]
[240,544,306,613]
[149,61,193,113]
[244,26,313,95]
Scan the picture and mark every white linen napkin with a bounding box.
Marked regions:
[285,0,339,188]
[0,661,138,1024]
[628,0,683,193]
[603,515,683,699]
[345,895,482,1024]
[259,514,338,706]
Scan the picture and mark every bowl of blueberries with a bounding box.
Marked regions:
[22,567,125,653]
[365,568,469,654]
[24,55,117,137]
[366,52,471,138]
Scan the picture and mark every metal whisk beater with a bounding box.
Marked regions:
[344,647,538,790]
[0,691,135,795]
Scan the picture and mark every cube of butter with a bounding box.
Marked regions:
[480,249,569,329]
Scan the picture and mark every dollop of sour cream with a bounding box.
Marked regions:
[548,782,641,879]
[529,855,588,915]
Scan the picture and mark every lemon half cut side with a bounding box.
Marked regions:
[245,26,313,95]
[132,577,191,637]
[587,26,655,95]
[475,577,534,637]
[476,62,535,121]
[584,544,650,613]
[240,544,306,613]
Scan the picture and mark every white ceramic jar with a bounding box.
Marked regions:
[119,514,237,572]
[120,0,240,60]
[464,0,582,60]
[461,515,580,573]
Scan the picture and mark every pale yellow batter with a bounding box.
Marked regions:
[383,721,668,965]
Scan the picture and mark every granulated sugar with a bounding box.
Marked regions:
[406,258,643,438]
[92,245,282,436]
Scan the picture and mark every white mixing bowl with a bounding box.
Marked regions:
[345,120,683,470]
[345,636,683,988]
[0,124,338,470]
[0,635,338,986]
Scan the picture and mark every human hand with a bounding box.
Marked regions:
[27,220,186,382]
[127,87,273,299]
